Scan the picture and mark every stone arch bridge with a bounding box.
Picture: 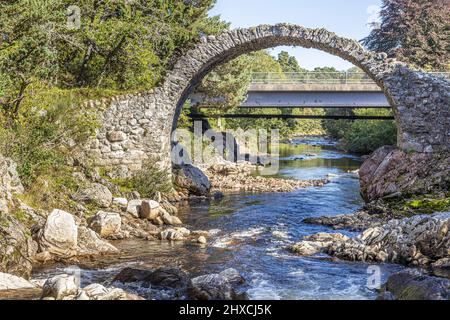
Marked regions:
[87,24,450,176]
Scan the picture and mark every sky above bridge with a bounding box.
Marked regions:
[209,0,383,71]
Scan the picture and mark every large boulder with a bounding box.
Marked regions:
[76,227,118,256]
[41,275,143,300]
[0,273,35,291]
[0,214,37,278]
[88,211,122,238]
[77,283,143,300]
[187,272,246,300]
[360,146,450,202]
[140,200,161,221]
[113,267,188,289]
[378,269,450,300]
[73,183,113,208]
[37,209,78,257]
[139,199,183,226]
[173,164,211,196]
[42,274,79,300]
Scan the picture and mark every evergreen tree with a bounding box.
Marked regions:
[277,51,303,73]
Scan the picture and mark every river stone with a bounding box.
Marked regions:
[187,274,236,300]
[42,274,79,300]
[291,212,450,267]
[126,199,142,218]
[113,267,188,289]
[73,183,113,208]
[76,226,118,255]
[219,269,245,285]
[159,229,184,241]
[173,164,211,196]
[88,211,122,238]
[140,200,160,221]
[379,269,450,300]
[0,273,35,291]
[38,209,78,257]
[113,197,128,209]
[197,236,207,244]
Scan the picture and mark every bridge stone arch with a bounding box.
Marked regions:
[90,24,450,176]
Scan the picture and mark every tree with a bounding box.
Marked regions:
[362,0,450,71]
[0,0,225,119]
[277,51,303,73]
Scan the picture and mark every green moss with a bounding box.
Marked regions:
[383,193,450,217]
[406,198,450,214]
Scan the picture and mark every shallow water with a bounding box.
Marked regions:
[29,136,404,300]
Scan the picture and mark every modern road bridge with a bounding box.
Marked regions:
[191,71,449,111]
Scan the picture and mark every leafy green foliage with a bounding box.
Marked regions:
[323,109,397,154]
[0,87,104,187]
[0,0,225,117]
[111,160,172,199]
[362,0,449,71]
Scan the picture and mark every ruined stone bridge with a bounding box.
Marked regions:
[86,24,450,177]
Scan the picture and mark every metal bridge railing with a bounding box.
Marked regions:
[251,72,450,85]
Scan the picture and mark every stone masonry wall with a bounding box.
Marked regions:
[85,24,450,176]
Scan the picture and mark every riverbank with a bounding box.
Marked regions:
[204,162,329,193]
[1,138,449,300]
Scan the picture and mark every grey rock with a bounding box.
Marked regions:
[379,269,450,300]
[37,209,78,258]
[76,226,118,256]
[360,146,450,202]
[42,274,79,300]
[73,183,113,208]
[0,214,37,278]
[173,164,211,196]
[292,212,450,267]
[88,211,122,238]
[126,199,141,218]
[0,273,35,291]
[113,267,188,289]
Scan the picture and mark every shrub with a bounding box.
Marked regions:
[111,161,173,199]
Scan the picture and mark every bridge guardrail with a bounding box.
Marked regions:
[251,72,450,85]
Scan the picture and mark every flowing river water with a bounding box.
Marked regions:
[29,137,405,300]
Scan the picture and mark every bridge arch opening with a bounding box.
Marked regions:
[167,24,397,136]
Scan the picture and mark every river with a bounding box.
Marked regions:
[30,137,404,300]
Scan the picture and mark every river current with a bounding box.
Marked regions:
[31,137,405,300]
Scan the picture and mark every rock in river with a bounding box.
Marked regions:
[113,267,188,289]
[359,146,450,202]
[187,269,247,300]
[378,269,450,300]
[37,209,78,257]
[0,273,35,291]
[88,211,122,238]
[292,212,450,267]
[173,164,211,196]
[76,227,118,256]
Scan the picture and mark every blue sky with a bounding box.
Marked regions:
[209,0,382,70]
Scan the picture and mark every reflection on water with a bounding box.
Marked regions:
[29,137,404,300]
